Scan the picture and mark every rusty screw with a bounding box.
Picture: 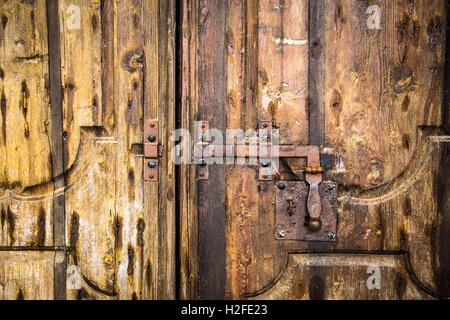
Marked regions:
[327,232,336,240]
[278,230,286,238]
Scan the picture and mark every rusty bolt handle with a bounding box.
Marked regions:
[305,171,323,232]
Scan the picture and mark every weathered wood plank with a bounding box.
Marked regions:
[248,254,431,300]
[257,0,309,145]
[0,0,52,192]
[46,0,66,300]
[0,251,55,300]
[59,0,103,171]
[324,0,445,190]
[309,0,326,147]
[197,0,228,300]
[142,0,176,299]
[179,0,200,300]
[437,142,450,296]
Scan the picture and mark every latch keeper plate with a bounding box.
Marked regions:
[275,181,338,242]
[144,120,160,182]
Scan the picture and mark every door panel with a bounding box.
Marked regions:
[247,254,430,300]
[324,0,445,190]
[0,0,175,300]
[180,0,450,300]
[0,251,55,300]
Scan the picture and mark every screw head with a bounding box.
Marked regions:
[262,134,271,142]
[278,183,286,190]
[199,159,207,167]
[148,135,157,143]
[278,230,286,238]
[148,161,157,168]
[327,184,336,191]
[261,161,271,168]
[327,232,336,240]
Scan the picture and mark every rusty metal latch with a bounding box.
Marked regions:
[144,120,163,181]
[275,180,337,242]
[195,121,337,239]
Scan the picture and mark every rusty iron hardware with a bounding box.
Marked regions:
[286,197,296,216]
[195,121,335,235]
[144,120,163,181]
[257,121,330,233]
[196,121,210,180]
[258,122,337,238]
[275,181,338,242]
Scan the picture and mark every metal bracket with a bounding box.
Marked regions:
[195,121,210,180]
[144,120,162,182]
[275,181,337,242]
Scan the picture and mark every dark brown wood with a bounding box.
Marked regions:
[309,0,326,147]
[197,0,229,300]
[46,0,66,300]
[437,142,450,296]
[444,0,450,134]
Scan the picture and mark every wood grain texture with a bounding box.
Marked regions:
[324,0,445,190]
[248,254,430,300]
[0,0,175,300]
[0,251,55,300]
[0,0,52,193]
[182,0,450,300]
[179,0,200,300]
[197,0,228,300]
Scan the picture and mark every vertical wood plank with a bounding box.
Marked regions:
[59,0,103,171]
[437,143,450,295]
[444,1,450,133]
[197,0,228,300]
[179,0,200,300]
[309,0,325,147]
[46,0,67,300]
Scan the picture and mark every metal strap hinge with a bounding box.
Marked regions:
[144,120,163,181]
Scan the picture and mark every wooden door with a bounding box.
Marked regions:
[179,0,450,300]
[0,0,175,299]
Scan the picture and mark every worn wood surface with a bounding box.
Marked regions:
[197,0,228,300]
[0,0,175,300]
[0,0,448,301]
[180,0,450,300]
